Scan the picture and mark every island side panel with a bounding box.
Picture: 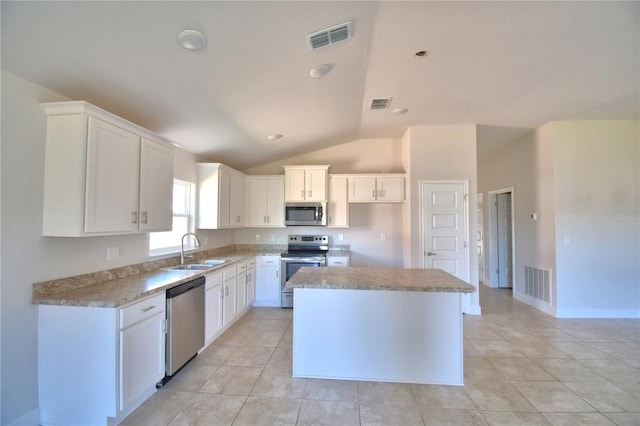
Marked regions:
[292,288,464,385]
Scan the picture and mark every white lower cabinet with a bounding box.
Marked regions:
[39,292,166,426]
[236,261,248,314]
[222,266,238,326]
[254,255,281,307]
[246,258,256,306]
[327,256,350,267]
[205,271,224,344]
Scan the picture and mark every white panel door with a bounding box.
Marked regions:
[421,182,468,281]
[496,192,513,288]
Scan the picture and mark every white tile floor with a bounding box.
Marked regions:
[122,285,640,425]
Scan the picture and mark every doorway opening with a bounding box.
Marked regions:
[477,193,484,284]
[488,188,515,291]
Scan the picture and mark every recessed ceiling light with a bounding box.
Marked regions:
[178,29,207,50]
[415,50,429,57]
[310,64,332,78]
[393,107,408,114]
[267,134,283,141]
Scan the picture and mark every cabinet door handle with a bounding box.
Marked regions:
[142,211,148,224]
[142,305,156,312]
[372,190,376,198]
[131,211,138,224]
[276,270,279,278]
[301,190,305,198]
[224,287,229,296]
[308,190,312,197]
[266,215,270,223]
[427,251,437,256]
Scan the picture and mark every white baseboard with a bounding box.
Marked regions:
[513,291,555,316]
[464,304,482,315]
[555,308,640,319]
[7,408,39,426]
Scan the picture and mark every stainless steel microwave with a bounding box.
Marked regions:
[284,202,327,226]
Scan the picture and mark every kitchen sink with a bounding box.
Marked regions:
[170,264,216,271]
[203,259,227,266]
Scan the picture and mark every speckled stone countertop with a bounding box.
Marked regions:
[33,245,284,308]
[287,267,476,293]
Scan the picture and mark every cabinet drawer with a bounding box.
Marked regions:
[237,262,247,273]
[247,258,256,268]
[206,271,223,289]
[328,257,350,267]
[257,256,280,267]
[222,266,236,281]
[120,293,165,329]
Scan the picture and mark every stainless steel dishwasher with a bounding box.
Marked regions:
[165,276,205,377]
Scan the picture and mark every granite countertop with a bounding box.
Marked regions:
[287,266,476,293]
[33,245,284,308]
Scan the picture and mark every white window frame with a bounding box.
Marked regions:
[148,179,196,256]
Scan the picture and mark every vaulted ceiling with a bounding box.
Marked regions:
[2,1,638,169]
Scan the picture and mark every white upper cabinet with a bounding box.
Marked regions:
[138,137,174,231]
[197,163,246,229]
[328,175,349,228]
[84,117,140,233]
[246,176,285,227]
[348,174,405,203]
[41,101,174,237]
[283,165,329,202]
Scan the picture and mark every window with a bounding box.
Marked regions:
[149,179,196,256]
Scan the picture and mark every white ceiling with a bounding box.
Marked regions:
[2,1,638,169]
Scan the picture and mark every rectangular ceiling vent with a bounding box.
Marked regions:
[307,21,352,51]
[370,98,393,110]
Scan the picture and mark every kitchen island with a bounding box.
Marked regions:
[287,267,476,386]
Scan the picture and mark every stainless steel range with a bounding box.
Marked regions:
[280,235,328,308]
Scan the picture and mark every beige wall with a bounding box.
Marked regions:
[478,120,639,318]
[0,71,231,423]
[243,138,404,175]
[403,125,480,314]
[552,120,639,317]
[478,125,557,314]
[237,138,407,268]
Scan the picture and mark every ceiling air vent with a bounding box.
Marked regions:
[370,98,393,110]
[307,21,352,51]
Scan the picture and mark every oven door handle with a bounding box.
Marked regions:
[281,257,326,263]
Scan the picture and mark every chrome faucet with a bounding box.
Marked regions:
[180,232,201,264]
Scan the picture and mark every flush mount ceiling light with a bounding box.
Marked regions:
[310,64,332,78]
[178,29,207,50]
[393,107,408,115]
[267,134,283,141]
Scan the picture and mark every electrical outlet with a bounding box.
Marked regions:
[270,234,276,242]
[107,247,119,261]
[256,234,261,241]
[380,233,386,241]
[338,233,344,241]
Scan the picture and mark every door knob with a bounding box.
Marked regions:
[427,251,437,256]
